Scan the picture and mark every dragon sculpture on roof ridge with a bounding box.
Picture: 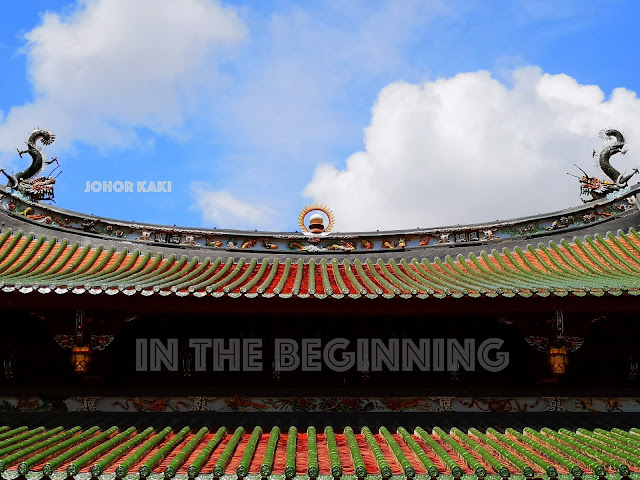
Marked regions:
[0,129,59,201]
[575,128,638,202]
[597,129,636,185]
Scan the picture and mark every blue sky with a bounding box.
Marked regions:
[1,0,639,232]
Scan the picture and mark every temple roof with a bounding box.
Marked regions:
[0,422,636,479]
[1,185,640,302]
[2,226,640,300]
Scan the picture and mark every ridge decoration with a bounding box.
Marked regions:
[0,129,60,202]
[298,203,335,234]
[1,184,637,252]
[574,128,638,202]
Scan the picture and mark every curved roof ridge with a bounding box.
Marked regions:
[1,184,639,249]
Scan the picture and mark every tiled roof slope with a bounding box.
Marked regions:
[0,423,637,479]
[1,227,640,299]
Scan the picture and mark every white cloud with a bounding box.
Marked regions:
[0,0,246,153]
[303,67,640,231]
[191,184,277,230]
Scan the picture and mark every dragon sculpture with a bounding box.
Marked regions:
[0,129,59,201]
[576,129,638,202]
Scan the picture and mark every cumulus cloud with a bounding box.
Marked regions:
[303,67,640,231]
[191,184,277,230]
[0,0,245,153]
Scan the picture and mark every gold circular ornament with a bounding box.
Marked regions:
[298,203,335,234]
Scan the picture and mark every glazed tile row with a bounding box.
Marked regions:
[0,424,638,479]
[2,228,640,299]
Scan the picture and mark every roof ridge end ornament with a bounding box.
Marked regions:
[572,128,638,203]
[1,129,60,202]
